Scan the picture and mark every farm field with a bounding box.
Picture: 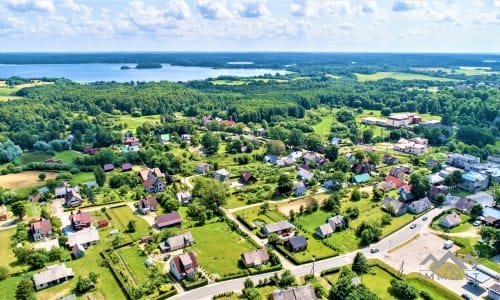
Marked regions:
[0,171,58,190]
[112,114,161,133]
[355,72,459,82]
[106,205,152,241]
[186,222,257,277]
[0,80,53,101]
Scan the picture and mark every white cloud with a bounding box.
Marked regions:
[361,1,377,14]
[234,0,270,18]
[290,0,351,17]
[290,0,317,17]
[164,0,191,20]
[6,0,55,13]
[392,0,424,12]
[63,0,90,15]
[196,0,231,20]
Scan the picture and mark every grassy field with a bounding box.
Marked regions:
[355,72,460,82]
[0,171,58,190]
[53,150,82,163]
[0,227,26,273]
[117,245,152,284]
[411,67,500,76]
[69,172,95,185]
[106,205,152,241]
[186,222,257,277]
[0,80,53,101]
[312,115,334,137]
[113,114,161,133]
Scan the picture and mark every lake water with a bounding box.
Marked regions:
[0,63,288,83]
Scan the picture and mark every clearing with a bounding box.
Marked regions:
[0,171,58,190]
[355,72,459,82]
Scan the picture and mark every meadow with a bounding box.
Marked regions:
[355,72,459,82]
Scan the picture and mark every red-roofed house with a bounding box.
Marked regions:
[170,251,199,281]
[138,197,158,215]
[31,218,52,241]
[70,210,91,231]
[124,137,139,146]
[139,168,166,193]
[385,175,405,188]
[224,120,235,127]
[155,212,181,229]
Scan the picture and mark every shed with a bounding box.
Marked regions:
[353,173,370,184]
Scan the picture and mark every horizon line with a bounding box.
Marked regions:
[0,51,499,55]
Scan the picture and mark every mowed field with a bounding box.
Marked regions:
[355,72,459,82]
[0,80,53,101]
[0,171,58,190]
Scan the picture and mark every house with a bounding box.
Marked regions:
[224,120,235,127]
[439,214,461,228]
[263,154,279,164]
[331,137,341,145]
[398,184,415,202]
[303,152,322,165]
[467,192,495,208]
[122,145,139,153]
[322,180,336,190]
[283,157,296,167]
[72,244,85,259]
[382,154,399,165]
[471,162,500,184]
[271,284,317,300]
[389,165,412,178]
[460,172,488,193]
[121,163,133,172]
[455,197,477,215]
[66,227,100,248]
[351,162,371,174]
[155,212,182,229]
[33,239,59,252]
[408,197,432,214]
[430,185,450,199]
[439,166,464,178]
[382,196,407,216]
[376,181,396,192]
[195,162,210,174]
[262,220,295,236]
[103,164,114,172]
[124,136,139,146]
[328,215,345,230]
[385,175,405,189]
[180,134,192,141]
[176,191,193,204]
[33,264,74,291]
[241,248,269,267]
[426,159,440,168]
[82,180,98,189]
[353,173,370,184]
[140,168,166,193]
[160,134,170,144]
[393,138,427,154]
[138,196,158,214]
[286,235,307,253]
[297,168,314,182]
[0,205,8,221]
[240,172,258,184]
[31,218,52,241]
[293,181,307,196]
[97,219,109,228]
[446,153,480,170]
[45,159,62,164]
[170,252,199,281]
[161,232,195,252]
[428,174,445,186]
[55,183,70,199]
[70,210,91,231]
[65,189,83,208]
[483,207,500,228]
[213,169,230,183]
[487,283,500,300]
[388,114,412,127]
[315,224,334,238]
[83,147,98,155]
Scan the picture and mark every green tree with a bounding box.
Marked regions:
[372,188,384,202]
[333,158,350,173]
[362,129,374,144]
[409,172,431,199]
[328,268,356,300]
[268,233,280,245]
[27,250,48,269]
[350,189,361,201]
[192,177,228,215]
[0,266,9,281]
[244,278,254,289]
[38,173,46,181]
[346,284,380,300]
[40,208,50,220]
[325,145,339,161]
[305,134,323,151]
[266,140,286,156]
[435,193,446,205]
[277,174,293,194]
[352,252,369,274]
[470,203,484,220]
[259,201,269,215]
[389,279,419,300]
[94,166,106,187]
[76,276,94,293]
[126,220,136,233]
[381,213,392,226]
[11,201,26,219]
[201,132,219,155]
[15,278,35,300]
[480,226,495,243]
[278,270,296,288]
[287,129,305,148]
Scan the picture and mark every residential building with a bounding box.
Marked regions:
[429,185,450,200]
[297,168,314,182]
[408,197,432,214]
[138,196,158,214]
[72,243,85,259]
[331,137,341,145]
[487,283,500,300]
[293,181,307,196]
[455,197,477,214]
[65,189,83,208]
[195,162,210,174]
[351,162,371,174]
[353,173,370,184]
[471,162,500,184]
[121,163,133,172]
[426,159,441,168]
[398,184,415,202]
[69,210,91,231]
[382,154,399,165]
[382,196,407,216]
[33,264,74,291]
[103,163,114,172]
[328,215,345,230]
[155,212,182,229]
[160,134,170,144]
[263,154,279,164]
[286,235,307,253]
[460,172,488,193]
[428,173,445,186]
[439,214,461,228]
[241,248,269,267]
[314,224,334,239]
[161,232,195,252]
[240,172,258,184]
[446,153,480,170]
[389,165,412,178]
[97,219,109,228]
[124,136,139,146]
[176,191,193,205]
[303,151,322,165]
[170,252,199,281]
[66,227,99,248]
[393,138,427,154]
[482,207,500,228]
[213,169,230,183]
[140,168,166,193]
[271,284,317,300]
[262,220,295,236]
[467,192,495,208]
[31,218,52,241]
[385,175,405,189]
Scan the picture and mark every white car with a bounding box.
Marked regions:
[473,220,482,226]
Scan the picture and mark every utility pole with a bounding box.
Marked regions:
[311,256,316,276]
[399,258,405,275]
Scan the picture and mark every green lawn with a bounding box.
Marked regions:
[211,79,247,85]
[186,222,257,277]
[355,72,459,82]
[69,172,95,185]
[20,152,51,164]
[0,227,28,273]
[362,266,398,299]
[234,205,283,230]
[117,245,152,284]
[407,275,462,300]
[312,115,334,137]
[295,210,332,233]
[107,205,152,241]
[432,214,473,233]
[113,114,161,133]
[53,150,82,164]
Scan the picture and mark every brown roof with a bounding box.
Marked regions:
[172,251,198,275]
[139,167,164,181]
[156,212,181,228]
[242,248,269,266]
[97,219,109,227]
[71,211,91,224]
[385,175,405,188]
[31,218,52,233]
[140,197,158,210]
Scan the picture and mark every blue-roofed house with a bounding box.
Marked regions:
[293,182,307,196]
[353,173,370,184]
[460,172,488,193]
[286,235,307,253]
[297,168,314,182]
[38,186,49,194]
[331,137,341,145]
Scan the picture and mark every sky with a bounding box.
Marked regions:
[0,0,499,52]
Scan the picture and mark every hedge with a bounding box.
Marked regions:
[153,288,177,300]
[214,264,282,282]
[181,278,208,290]
[236,215,256,231]
[63,201,125,212]
[320,266,340,276]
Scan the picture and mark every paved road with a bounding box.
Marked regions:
[172,207,447,300]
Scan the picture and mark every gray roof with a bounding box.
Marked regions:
[467,192,494,207]
[288,235,307,249]
[33,264,74,287]
[316,224,334,236]
[298,168,314,180]
[66,227,99,247]
[382,196,406,212]
[166,232,195,250]
[264,220,294,234]
[272,284,316,300]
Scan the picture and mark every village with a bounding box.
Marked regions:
[0,108,498,300]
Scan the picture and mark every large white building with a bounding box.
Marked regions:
[393,138,428,154]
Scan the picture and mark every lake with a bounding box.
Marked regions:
[0,63,288,83]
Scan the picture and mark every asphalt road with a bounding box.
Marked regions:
[172,206,447,300]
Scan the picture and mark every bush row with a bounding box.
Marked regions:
[214,264,282,282]
[181,278,208,290]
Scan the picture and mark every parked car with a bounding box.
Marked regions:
[410,224,417,229]
[422,216,428,221]
[473,220,482,226]
[370,248,379,253]
[461,293,472,300]
[163,254,170,261]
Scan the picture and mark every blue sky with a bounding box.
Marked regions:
[0,0,498,52]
